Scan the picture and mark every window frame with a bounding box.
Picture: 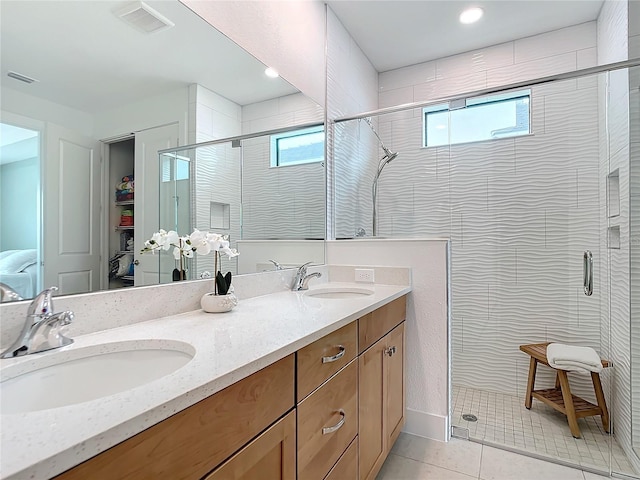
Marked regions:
[422,89,531,148]
[270,125,324,168]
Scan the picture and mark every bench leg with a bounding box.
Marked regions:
[557,370,581,438]
[525,357,537,409]
[591,372,610,433]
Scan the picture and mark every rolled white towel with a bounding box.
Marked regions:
[547,343,603,374]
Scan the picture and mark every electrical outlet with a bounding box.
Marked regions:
[355,268,375,283]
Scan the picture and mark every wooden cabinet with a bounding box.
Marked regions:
[55,355,294,480]
[297,360,358,480]
[325,437,359,480]
[358,299,406,480]
[297,321,358,401]
[52,295,407,480]
[358,296,406,354]
[203,410,296,480]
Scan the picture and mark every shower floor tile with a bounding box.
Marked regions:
[452,385,638,476]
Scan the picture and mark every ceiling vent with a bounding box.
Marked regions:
[7,71,39,84]
[116,1,174,34]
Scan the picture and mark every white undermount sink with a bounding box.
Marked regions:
[0,340,194,414]
[304,285,375,299]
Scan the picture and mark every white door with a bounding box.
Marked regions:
[43,123,102,295]
[134,123,179,286]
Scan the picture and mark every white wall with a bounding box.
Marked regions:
[0,157,39,250]
[327,239,450,441]
[377,22,597,108]
[94,87,189,143]
[179,0,326,108]
[326,6,380,239]
[597,0,637,472]
[1,87,93,138]
[188,85,242,277]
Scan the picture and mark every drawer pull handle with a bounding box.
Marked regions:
[322,345,346,363]
[322,409,346,435]
[385,346,397,357]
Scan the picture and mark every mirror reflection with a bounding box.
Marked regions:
[0,0,325,301]
[156,126,326,283]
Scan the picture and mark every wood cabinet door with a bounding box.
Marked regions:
[358,338,386,480]
[203,410,296,480]
[386,322,405,448]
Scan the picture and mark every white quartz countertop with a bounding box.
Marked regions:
[0,282,410,480]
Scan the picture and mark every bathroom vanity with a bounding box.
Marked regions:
[53,296,406,480]
[0,271,410,480]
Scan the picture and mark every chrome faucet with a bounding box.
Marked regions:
[1,286,74,359]
[0,282,23,302]
[292,262,322,291]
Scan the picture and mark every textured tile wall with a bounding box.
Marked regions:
[597,0,637,472]
[189,85,242,277]
[240,93,325,240]
[335,23,605,404]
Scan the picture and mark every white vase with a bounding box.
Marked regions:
[201,292,238,313]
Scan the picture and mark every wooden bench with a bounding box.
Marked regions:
[519,342,609,439]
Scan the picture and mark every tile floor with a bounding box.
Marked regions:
[451,385,638,476]
[377,433,610,480]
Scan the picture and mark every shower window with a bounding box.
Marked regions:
[270,125,324,167]
[423,89,531,147]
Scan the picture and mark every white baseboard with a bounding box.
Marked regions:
[403,408,449,442]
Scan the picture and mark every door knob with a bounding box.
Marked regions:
[133,260,140,266]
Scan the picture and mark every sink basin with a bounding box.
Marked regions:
[1,340,194,414]
[305,286,374,299]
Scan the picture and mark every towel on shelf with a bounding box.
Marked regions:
[547,343,603,374]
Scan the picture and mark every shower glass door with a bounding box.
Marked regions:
[332,65,638,477]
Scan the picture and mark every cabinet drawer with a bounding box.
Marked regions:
[297,321,357,400]
[203,410,296,480]
[55,355,295,480]
[298,360,358,480]
[358,296,406,354]
[325,436,358,480]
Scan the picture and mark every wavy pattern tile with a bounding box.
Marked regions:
[334,72,634,467]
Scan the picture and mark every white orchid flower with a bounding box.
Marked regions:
[190,229,212,255]
[164,230,179,250]
[143,229,239,260]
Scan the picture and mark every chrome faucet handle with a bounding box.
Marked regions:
[297,262,313,274]
[269,260,283,270]
[27,286,58,316]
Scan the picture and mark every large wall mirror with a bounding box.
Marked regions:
[0,0,325,301]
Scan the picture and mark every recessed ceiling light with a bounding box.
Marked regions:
[459,7,484,24]
[264,67,279,78]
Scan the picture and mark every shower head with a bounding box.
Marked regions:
[363,117,399,163]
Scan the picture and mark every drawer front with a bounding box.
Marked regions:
[55,355,295,480]
[297,360,358,480]
[297,321,357,400]
[358,296,406,354]
[325,436,358,480]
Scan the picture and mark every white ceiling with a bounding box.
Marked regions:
[0,0,606,130]
[327,0,605,72]
[0,1,298,114]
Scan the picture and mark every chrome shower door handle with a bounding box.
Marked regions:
[583,250,593,296]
